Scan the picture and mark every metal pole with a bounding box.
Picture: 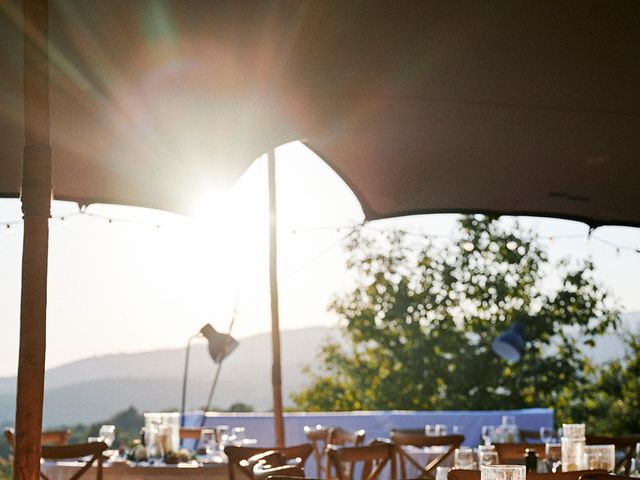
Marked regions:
[180,336,197,427]
[268,150,285,447]
[15,0,51,479]
[200,311,237,427]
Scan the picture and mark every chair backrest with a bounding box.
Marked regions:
[448,470,606,480]
[180,427,216,440]
[493,443,545,463]
[225,443,313,480]
[390,430,464,479]
[253,463,306,480]
[305,425,366,479]
[586,435,639,475]
[305,425,332,477]
[327,441,396,480]
[5,427,72,450]
[519,429,541,444]
[40,441,108,480]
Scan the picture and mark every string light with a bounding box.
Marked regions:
[1,211,638,256]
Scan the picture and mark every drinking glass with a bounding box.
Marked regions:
[452,425,464,435]
[539,427,554,444]
[545,443,562,473]
[425,425,435,436]
[231,427,245,446]
[199,429,216,458]
[479,451,499,466]
[436,466,451,480]
[481,465,526,480]
[481,425,497,446]
[435,424,448,436]
[216,425,230,446]
[583,445,615,472]
[501,416,516,427]
[99,425,116,448]
[455,447,475,469]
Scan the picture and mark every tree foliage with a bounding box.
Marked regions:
[292,215,620,425]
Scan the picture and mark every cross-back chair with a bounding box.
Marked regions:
[305,425,332,477]
[390,430,464,480]
[252,451,306,480]
[519,429,541,444]
[327,440,396,480]
[5,427,72,451]
[304,425,366,479]
[586,435,639,475]
[225,443,313,480]
[39,441,108,480]
[493,442,545,463]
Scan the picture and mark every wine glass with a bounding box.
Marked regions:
[481,425,496,446]
[435,424,448,436]
[539,427,554,444]
[231,427,245,446]
[99,425,116,448]
[545,443,562,473]
[455,447,475,469]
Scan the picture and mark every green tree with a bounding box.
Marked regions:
[582,332,640,434]
[292,215,619,424]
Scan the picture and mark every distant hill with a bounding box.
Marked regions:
[0,326,339,427]
[0,313,637,427]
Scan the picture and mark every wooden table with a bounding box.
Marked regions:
[41,460,229,480]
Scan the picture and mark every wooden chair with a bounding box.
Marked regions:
[519,430,542,444]
[306,425,333,477]
[40,441,108,480]
[327,440,396,480]
[448,470,607,480]
[493,443,545,464]
[179,427,216,441]
[4,427,72,450]
[253,462,306,480]
[586,435,639,475]
[390,430,464,479]
[225,443,313,480]
[305,425,366,479]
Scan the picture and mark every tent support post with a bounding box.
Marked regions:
[14,1,52,479]
[268,150,285,448]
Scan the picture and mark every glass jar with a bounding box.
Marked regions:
[561,423,585,471]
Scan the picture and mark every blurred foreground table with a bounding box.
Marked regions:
[41,461,228,480]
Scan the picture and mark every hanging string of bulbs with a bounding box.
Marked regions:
[2,210,639,255]
[1,206,165,234]
[292,223,640,256]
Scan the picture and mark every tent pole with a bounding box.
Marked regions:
[268,150,285,447]
[14,1,51,479]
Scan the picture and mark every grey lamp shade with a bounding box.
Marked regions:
[200,324,239,363]
[491,321,525,363]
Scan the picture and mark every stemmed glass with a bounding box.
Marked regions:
[539,427,554,444]
[481,425,496,446]
[545,443,562,473]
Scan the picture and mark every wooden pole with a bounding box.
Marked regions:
[14,0,51,479]
[268,150,285,447]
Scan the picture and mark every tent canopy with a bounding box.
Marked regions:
[1,0,639,226]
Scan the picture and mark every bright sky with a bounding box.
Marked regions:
[1,141,639,377]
